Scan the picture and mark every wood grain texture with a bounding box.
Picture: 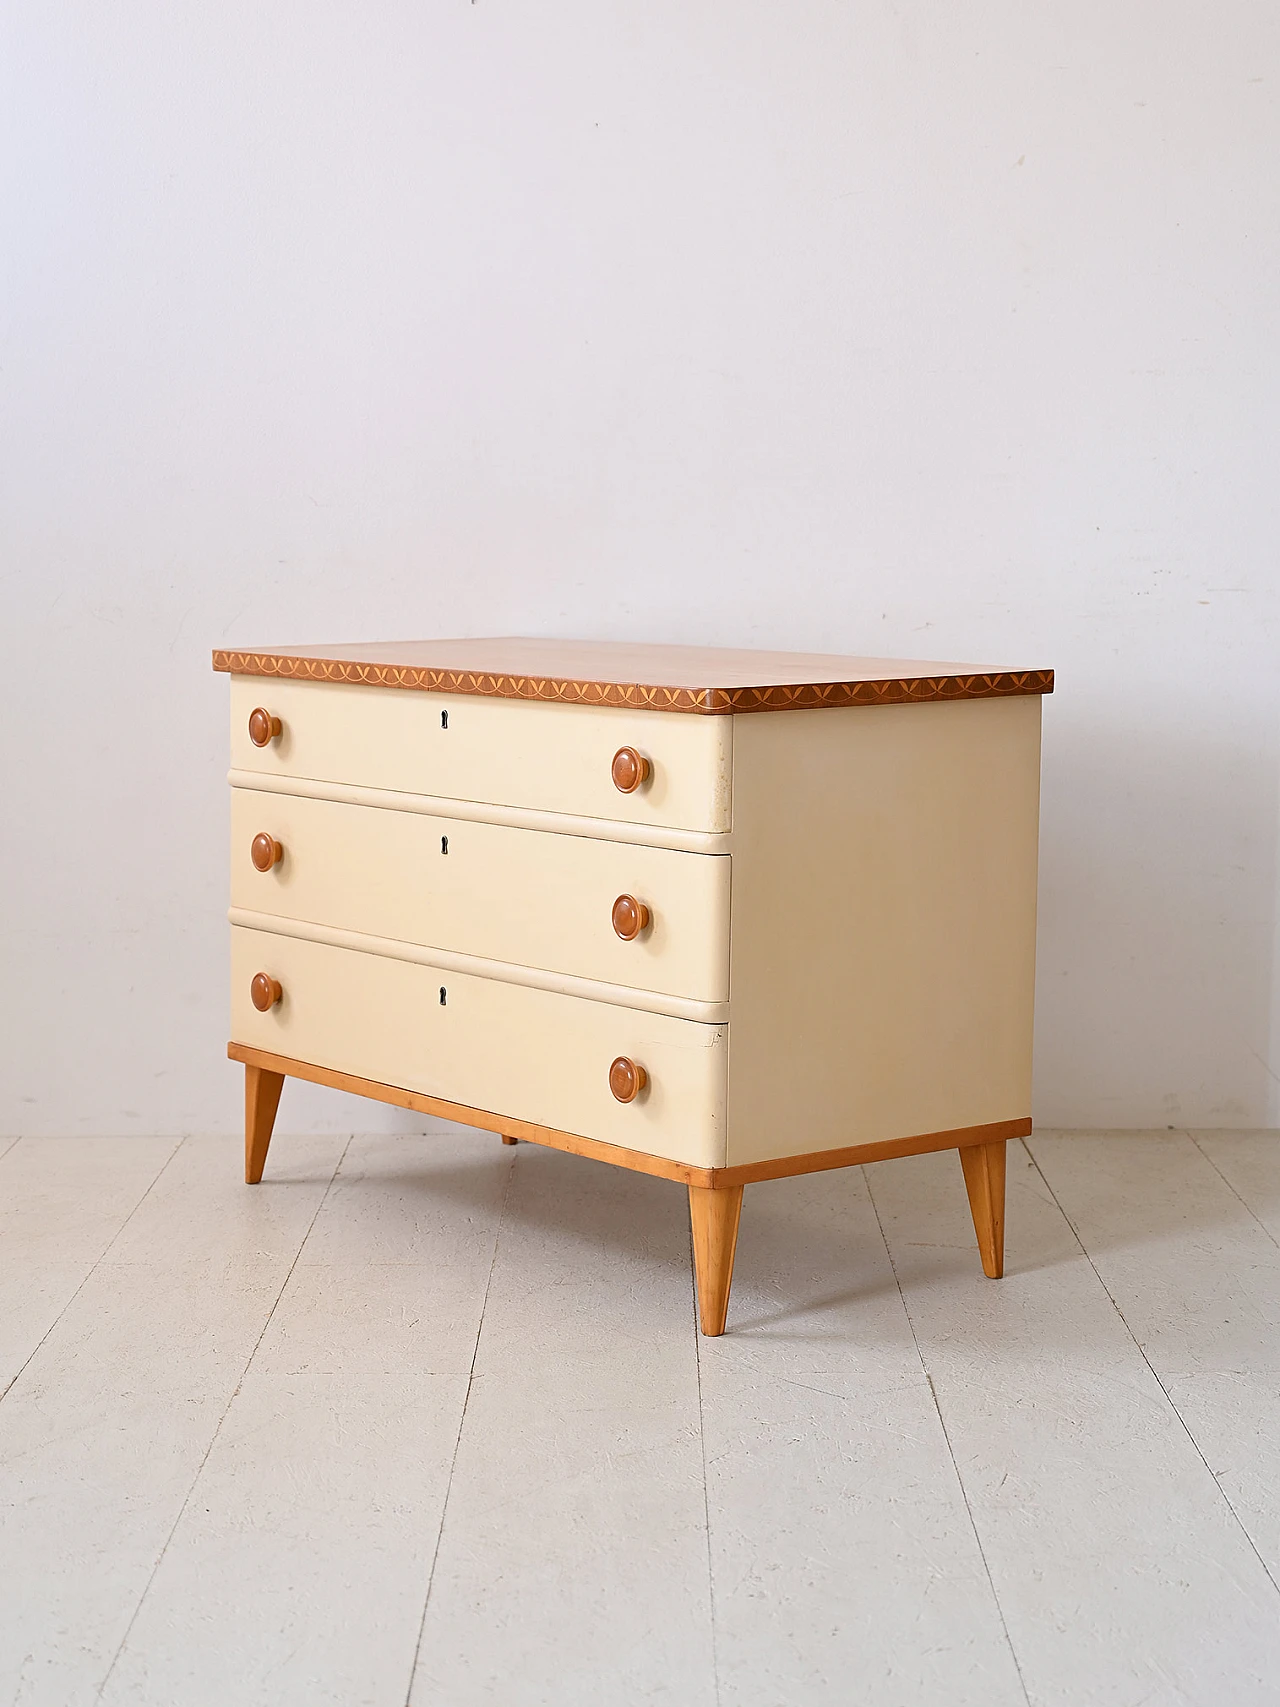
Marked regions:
[610,745,651,789]
[243,1062,284,1184]
[959,1138,1007,1278]
[212,636,1053,715]
[688,1183,744,1335]
[608,1056,647,1103]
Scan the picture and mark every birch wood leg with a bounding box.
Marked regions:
[501,1135,519,1145]
[244,1064,285,1184]
[959,1139,1007,1278]
[689,1183,744,1336]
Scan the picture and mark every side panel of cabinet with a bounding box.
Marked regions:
[725,696,1043,1166]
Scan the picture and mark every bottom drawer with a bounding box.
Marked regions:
[230,925,727,1169]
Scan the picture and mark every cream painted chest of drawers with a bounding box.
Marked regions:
[214,638,1052,1333]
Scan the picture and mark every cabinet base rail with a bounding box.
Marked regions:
[231,1041,1028,1335]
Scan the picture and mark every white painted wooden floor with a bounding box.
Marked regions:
[3,1131,1280,1707]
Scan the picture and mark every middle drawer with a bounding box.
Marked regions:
[230,787,731,1004]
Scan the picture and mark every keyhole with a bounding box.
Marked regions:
[441,709,448,729]
[441,835,448,856]
[439,986,447,1006]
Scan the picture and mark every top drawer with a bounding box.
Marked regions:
[229,678,732,833]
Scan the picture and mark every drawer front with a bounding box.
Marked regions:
[230,678,732,833]
[230,789,730,1003]
[230,926,726,1168]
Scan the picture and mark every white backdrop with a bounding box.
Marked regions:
[2,3,1277,1136]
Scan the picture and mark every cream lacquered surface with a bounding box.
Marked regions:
[230,925,727,1168]
[225,678,1045,1171]
[229,787,730,1004]
[229,677,733,834]
[226,770,731,854]
[225,910,729,1024]
[724,695,1042,1166]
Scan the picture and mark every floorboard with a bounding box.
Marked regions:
[409,1146,715,1707]
[100,1133,509,1707]
[701,1167,1024,1707]
[0,1135,344,1707]
[0,1136,177,1395]
[868,1139,1280,1707]
[4,1130,1280,1705]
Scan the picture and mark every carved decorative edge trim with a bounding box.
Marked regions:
[212,651,1054,714]
[227,1042,1029,1189]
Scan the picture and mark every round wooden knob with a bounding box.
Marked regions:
[250,833,283,872]
[611,895,651,941]
[609,1056,647,1103]
[611,747,651,793]
[250,972,282,1012]
[248,707,282,747]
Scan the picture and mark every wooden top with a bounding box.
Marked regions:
[212,638,1053,715]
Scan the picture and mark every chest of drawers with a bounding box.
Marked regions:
[214,638,1052,1333]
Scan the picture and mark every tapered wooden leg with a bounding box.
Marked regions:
[501,1134,519,1145]
[245,1064,285,1184]
[688,1184,744,1336]
[960,1139,1006,1278]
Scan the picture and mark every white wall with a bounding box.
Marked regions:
[2,2,1277,1136]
